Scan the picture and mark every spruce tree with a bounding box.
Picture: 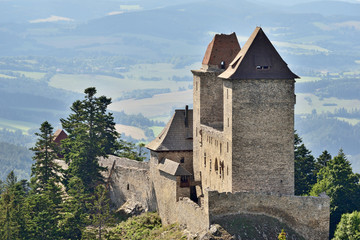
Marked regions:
[0,171,28,240]
[316,150,332,170]
[30,121,62,191]
[310,149,360,237]
[294,133,317,195]
[25,180,63,240]
[60,177,90,240]
[61,87,120,192]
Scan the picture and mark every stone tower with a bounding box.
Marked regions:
[192,33,240,192]
[193,27,299,195]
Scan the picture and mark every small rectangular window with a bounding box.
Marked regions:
[180,157,185,163]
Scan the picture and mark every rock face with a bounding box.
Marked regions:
[117,200,146,216]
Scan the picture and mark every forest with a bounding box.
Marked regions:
[0,88,359,239]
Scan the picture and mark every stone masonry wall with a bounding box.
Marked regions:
[231,79,295,195]
[207,191,330,240]
[149,151,209,232]
[192,70,224,185]
[99,156,157,211]
[199,124,232,192]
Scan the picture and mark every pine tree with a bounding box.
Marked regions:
[89,184,113,240]
[294,133,317,195]
[60,177,91,240]
[310,149,360,237]
[25,179,63,240]
[61,87,119,192]
[0,171,29,240]
[30,121,62,191]
[316,150,332,170]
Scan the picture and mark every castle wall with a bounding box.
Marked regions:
[207,191,330,240]
[193,70,224,183]
[198,124,232,192]
[149,151,209,232]
[230,79,295,195]
[155,151,193,174]
[99,156,157,211]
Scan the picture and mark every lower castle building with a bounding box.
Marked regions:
[104,27,330,239]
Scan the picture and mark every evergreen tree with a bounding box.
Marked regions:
[310,149,360,237]
[60,177,90,240]
[316,150,332,170]
[0,171,28,240]
[333,211,360,240]
[61,87,119,192]
[89,184,113,240]
[30,121,62,191]
[25,179,63,240]
[294,133,317,195]
[115,140,145,161]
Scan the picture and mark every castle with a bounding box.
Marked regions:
[103,27,330,239]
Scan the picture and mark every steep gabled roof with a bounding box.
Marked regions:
[157,158,192,176]
[146,108,193,152]
[202,32,241,69]
[53,129,67,144]
[219,27,299,80]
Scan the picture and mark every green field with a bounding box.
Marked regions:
[15,71,47,80]
[0,73,15,79]
[49,62,195,99]
[336,117,360,126]
[295,93,360,115]
[149,126,165,137]
[0,118,38,133]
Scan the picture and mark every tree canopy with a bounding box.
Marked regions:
[61,87,120,192]
[310,149,360,237]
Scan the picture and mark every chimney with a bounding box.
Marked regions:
[185,105,189,127]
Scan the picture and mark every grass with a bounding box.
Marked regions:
[105,212,186,240]
[149,126,165,137]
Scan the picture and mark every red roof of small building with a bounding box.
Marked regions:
[53,129,68,145]
[202,32,241,69]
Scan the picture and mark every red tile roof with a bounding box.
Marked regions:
[202,32,241,69]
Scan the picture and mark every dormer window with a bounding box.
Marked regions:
[220,61,225,69]
[256,65,270,70]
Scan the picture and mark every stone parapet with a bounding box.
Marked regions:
[207,191,330,240]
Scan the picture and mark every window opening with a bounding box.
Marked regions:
[180,176,190,187]
[180,157,185,163]
[127,183,130,190]
[204,153,206,167]
[215,158,218,173]
[220,61,225,69]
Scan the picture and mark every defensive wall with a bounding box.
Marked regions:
[207,191,330,240]
[99,156,157,212]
